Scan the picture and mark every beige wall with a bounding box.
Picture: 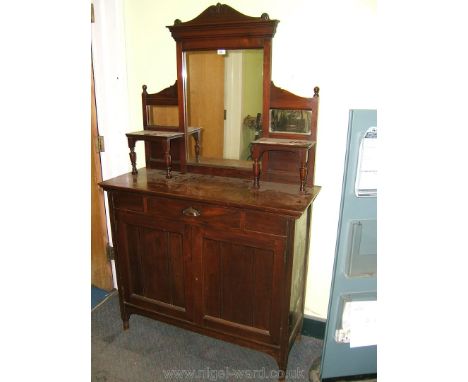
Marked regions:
[121,0,377,319]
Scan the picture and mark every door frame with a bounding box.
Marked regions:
[91,0,132,290]
[91,62,114,291]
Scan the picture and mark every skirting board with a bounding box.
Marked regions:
[322,374,377,381]
[301,316,326,339]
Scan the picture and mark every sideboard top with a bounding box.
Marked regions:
[100,168,320,217]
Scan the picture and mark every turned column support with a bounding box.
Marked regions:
[252,144,261,189]
[127,137,138,175]
[250,138,315,192]
[193,131,201,162]
[162,139,173,179]
[125,130,185,178]
[298,149,309,193]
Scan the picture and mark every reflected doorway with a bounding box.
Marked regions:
[185,49,263,165]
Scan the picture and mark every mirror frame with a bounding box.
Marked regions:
[167,3,279,176]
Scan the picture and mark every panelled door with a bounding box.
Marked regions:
[116,211,194,322]
[91,62,113,291]
[192,226,285,345]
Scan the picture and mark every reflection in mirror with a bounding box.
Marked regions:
[185,49,263,166]
[147,105,179,127]
[269,109,312,134]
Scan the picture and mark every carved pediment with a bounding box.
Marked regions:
[270,82,319,110]
[173,3,269,26]
[167,3,278,42]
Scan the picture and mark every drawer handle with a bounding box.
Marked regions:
[182,207,201,217]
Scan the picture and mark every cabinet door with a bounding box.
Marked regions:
[193,227,285,344]
[116,211,193,322]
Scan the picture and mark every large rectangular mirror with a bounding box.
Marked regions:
[184,49,263,167]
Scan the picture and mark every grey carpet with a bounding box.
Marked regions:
[92,293,323,381]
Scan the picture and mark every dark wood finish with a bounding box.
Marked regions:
[251,138,316,192]
[141,83,185,173]
[168,3,279,177]
[141,82,201,169]
[142,82,178,112]
[270,82,319,110]
[196,229,283,345]
[167,4,278,48]
[263,83,320,187]
[113,191,144,212]
[116,211,193,323]
[100,168,320,217]
[126,126,201,179]
[166,4,320,188]
[126,130,185,178]
[100,169,320,378]
[101,4,322,379]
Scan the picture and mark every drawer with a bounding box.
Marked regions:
[147,196,241,230]
[113,192,144,212]
[244,210,288,236]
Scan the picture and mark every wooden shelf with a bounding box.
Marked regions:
[126,130,184,139]
[126,129,201,178]
[252,137,315,148]
[251,138,317,192]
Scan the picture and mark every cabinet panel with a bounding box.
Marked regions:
[195,228,284,344]
[116,211,193,322]
[140,228,185,306]
[244,210,287,236]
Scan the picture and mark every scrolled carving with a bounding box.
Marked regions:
[209,3,237,17]
[143,81,178,106]
[154,81,178,99]
[167,3,278,42]
[170,3,274,26]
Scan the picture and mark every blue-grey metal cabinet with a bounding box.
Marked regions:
[321,109,377,380]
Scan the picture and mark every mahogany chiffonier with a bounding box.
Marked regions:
[100,4,320,379]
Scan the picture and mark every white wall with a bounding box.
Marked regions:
[92,0,131,181]
[96,0,377,319]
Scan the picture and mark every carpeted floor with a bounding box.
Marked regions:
[92,293,323,381]
[92,286,111,310]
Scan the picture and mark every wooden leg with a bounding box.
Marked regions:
[128,138,138,175]
[122,319,129,331]
[253,159,261,188]
[162,140,172,179]
[299,149,309,193]
[252,146,261,189]
[277,355,288,381]
[299,163,307,192]
[121,310,130,330]
[193,132,200,162]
